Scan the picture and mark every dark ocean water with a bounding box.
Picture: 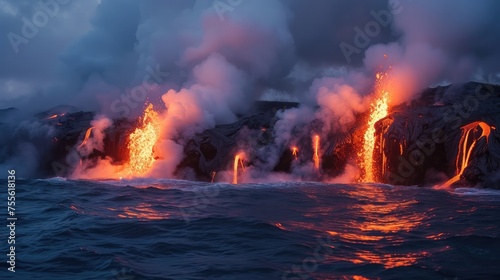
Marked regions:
[1,179,500,280]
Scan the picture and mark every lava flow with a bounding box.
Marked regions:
[127,104,161,176]
[362,72,391,182]
[233,153,245,184]
[442,121,493,187]
[291,146,298,159]
[79,127,95,148]
[313,135,320,170]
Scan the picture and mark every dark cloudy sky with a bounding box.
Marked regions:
[1,0,500,114]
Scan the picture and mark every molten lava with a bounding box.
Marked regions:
[47,114,58,119]
[291,146,298,159]
[233,153,245,184]
[442,121,493,187]
[362,72,390,182]
[313,135,320,170]
[127,104,161,176]
[79,127,95,148]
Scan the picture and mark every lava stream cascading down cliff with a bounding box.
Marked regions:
[441,121,494,188]
[313,135,320,170]
[291,146,298,159]
[233,152,245,184]
[361,72,391,183]
[79,127,95,148]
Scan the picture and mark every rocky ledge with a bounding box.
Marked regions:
[2,82,499,188]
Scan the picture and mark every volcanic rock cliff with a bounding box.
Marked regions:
[4,82,500,188]
[373,82,500,188]
[177,82,500,188]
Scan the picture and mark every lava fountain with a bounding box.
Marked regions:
[127,104,161,176]
[233,152,245,184]
[313,135,320,170]
[362,72,390,182]
[442,121,493,187]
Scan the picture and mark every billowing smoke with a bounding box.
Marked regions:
[363,0,500,105]
[144,0,295,178]
[3,0,500,110]
[76,116,112,156]
[312,74,370,133]
[0,109,56,178]
[71,115,117,179]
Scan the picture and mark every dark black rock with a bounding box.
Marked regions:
[375,82,500,188]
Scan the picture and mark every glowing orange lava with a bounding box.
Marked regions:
[291,146,298,159]
[362,72,390,182]
[313,135,320,170]
[47,114,58,119]
[79,127,95,148]
[442,121,493,187]
[127,104,161,176]
[233,153,245,184]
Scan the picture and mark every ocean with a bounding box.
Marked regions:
[1,179,500,280]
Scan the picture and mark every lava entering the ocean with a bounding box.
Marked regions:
[442,121,493,187]
[233,152,245,184]
[313,135,320,170]
[127,104,161,176]
[361,72,391,182]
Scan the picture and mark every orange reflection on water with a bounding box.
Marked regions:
[351,250,429,269]
[114,203,170,220]
[340,186,428,268]
[356,200,423,233]
[327,230,384,242]
[282,185,430,270]
[426,232,447,240]
[69,204,85,214]
[274,222,287,231]
[346,186,424,232]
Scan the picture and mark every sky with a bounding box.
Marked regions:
[1,0,500,115]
